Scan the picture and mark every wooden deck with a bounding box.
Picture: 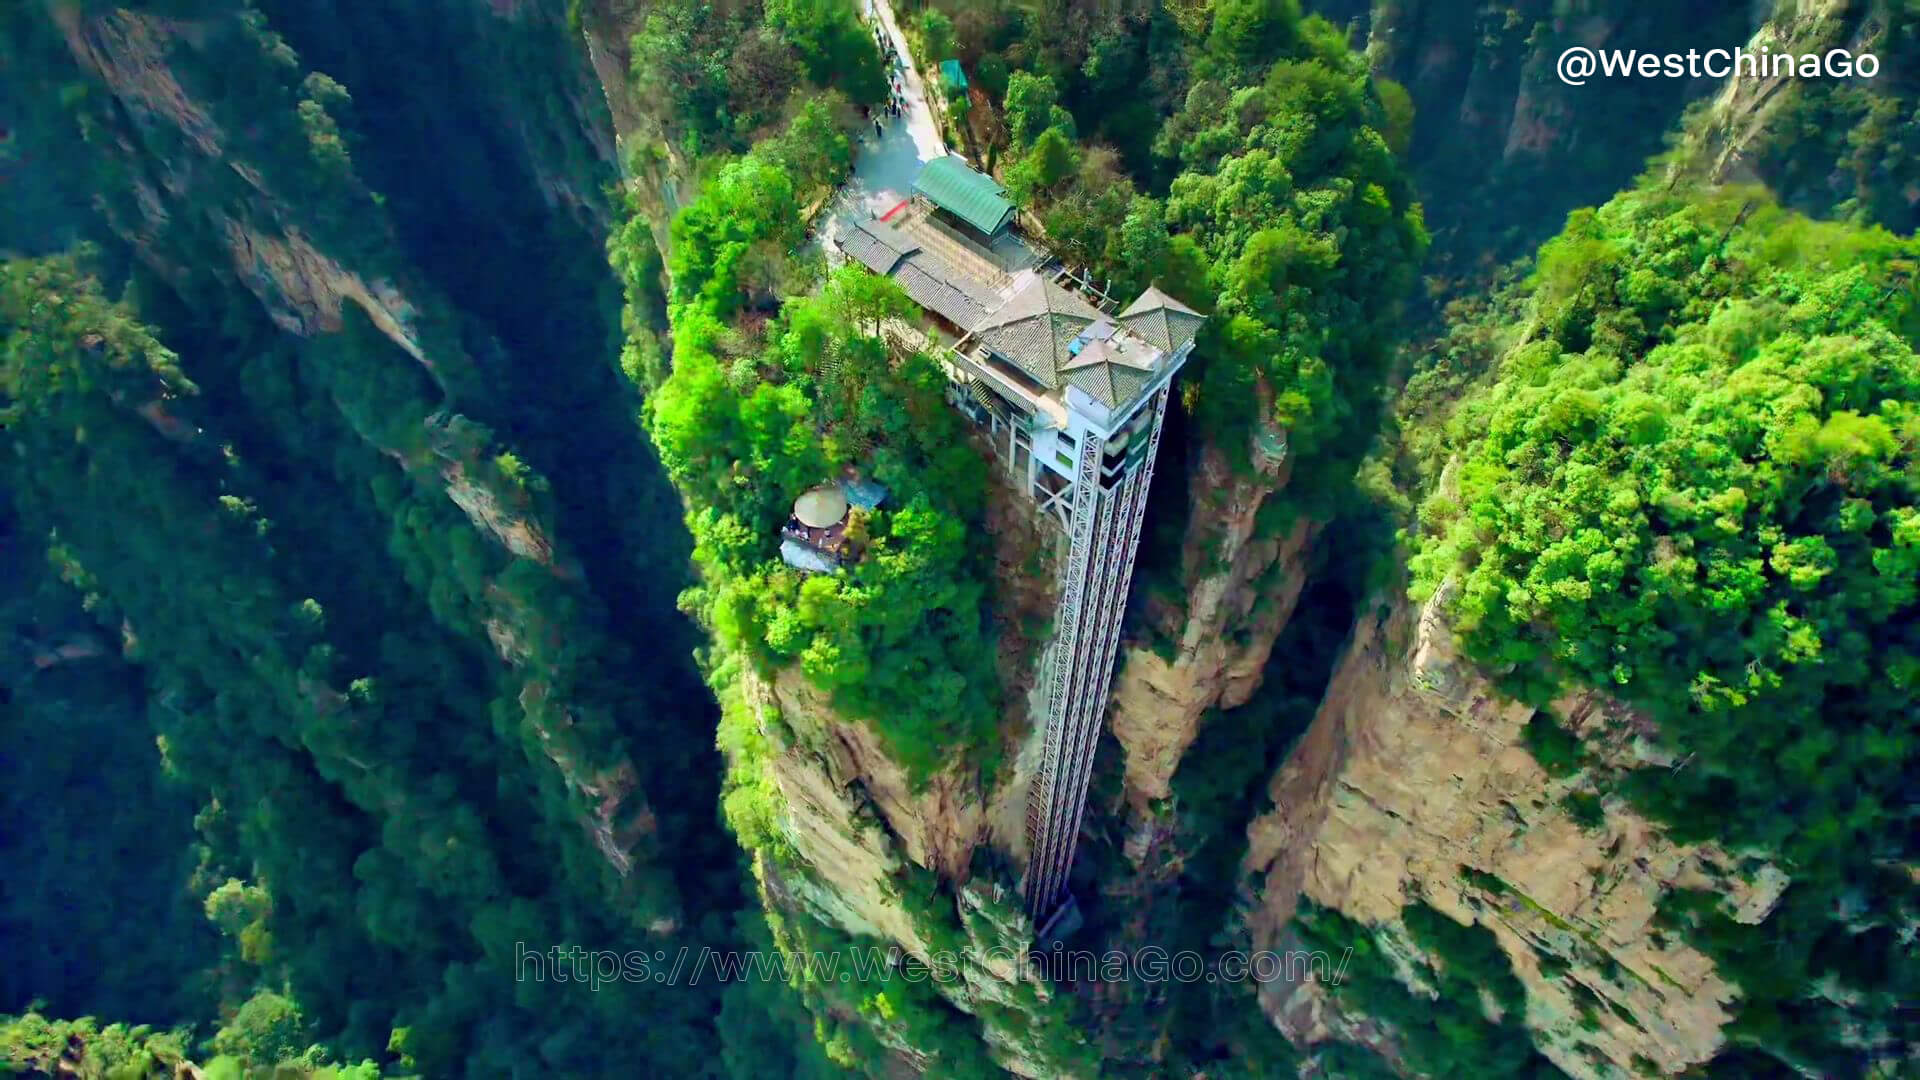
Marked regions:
[781,518,849,558]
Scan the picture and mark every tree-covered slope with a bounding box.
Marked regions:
[1401,181,1918,1075]
[0,0,807,1075]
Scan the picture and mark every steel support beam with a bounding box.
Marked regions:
[1021,388,1173,925]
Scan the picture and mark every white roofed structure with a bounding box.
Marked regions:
[793,486,849,529]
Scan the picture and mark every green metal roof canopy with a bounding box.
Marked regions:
[913,156,1015,237]
[939,59,968,92]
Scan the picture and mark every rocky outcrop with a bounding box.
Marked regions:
[579,0,696,252]
[577,0,648,146]
[1662,0,1913,233]
[45,5,435,442]
[738,661,1098,1079]
[1109,437,1311,805]
[51,7,222,155]
[514,673,659,883]
[48,6,435,370]
[215,220,427,362]
[443,463,559,567]
[434,0,624,228]
[1244,588,1788,1078]
[750,665,989,940]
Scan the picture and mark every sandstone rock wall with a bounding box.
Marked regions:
[740,661,1100,1079]
[1664,0,1867,192]
[1244,589,1787,1078]
[579,0,696,254]
[1109,437,1311,805]
[50,7,433,368]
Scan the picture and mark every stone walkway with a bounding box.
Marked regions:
[813,0,947,255]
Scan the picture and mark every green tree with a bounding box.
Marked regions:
[1206,0,1301,71]
[767,0,888,105]
[1006,125,1081,201]
[918,9,955,61]
[630,3,738,150]
[1002,70,1073,149]
[209,991,311,1067]
[1159,40,1428,509]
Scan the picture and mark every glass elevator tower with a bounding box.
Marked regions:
[943,278,1203,930]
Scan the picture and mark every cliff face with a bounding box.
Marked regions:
[749,665,985,948]
[1243,588,1788,1077]
[1679,0,1857,188]
[735,661,1098,1079]
[1332,0,1759,275]
[579,0,697,252]
[45,6,432,364]
[257,0,622,230]
[1109,438,1311,805]
[1664,0,1916,232]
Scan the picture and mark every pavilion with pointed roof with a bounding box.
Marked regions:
[826,149,1209,530]
[960,277,1202,415]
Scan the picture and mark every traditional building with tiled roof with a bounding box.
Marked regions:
[840,218,994,331]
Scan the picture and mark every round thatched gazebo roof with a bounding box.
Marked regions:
[793,485,849,529]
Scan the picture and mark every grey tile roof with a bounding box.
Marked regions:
[971,278,1199,409]
[842,220,992,330]
[1060,315,1159,408]
[1117,286,1205,355]
[971,277,1101,391]
[841,219,913,276]
[844,227,1206,411]
[1062,357,1154,408]
[895,252,992,328]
